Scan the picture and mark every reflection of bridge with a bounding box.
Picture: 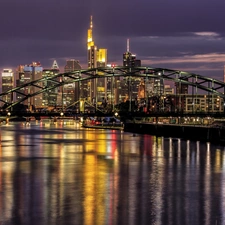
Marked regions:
[0,66,225,116]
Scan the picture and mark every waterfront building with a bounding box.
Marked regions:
[184,94,224,113]
[159,94,224,113]
[1,69,14,106]
[87,16,108,109]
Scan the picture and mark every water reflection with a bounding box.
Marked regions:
[0,121,224,224]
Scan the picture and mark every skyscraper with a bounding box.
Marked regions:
[1,69,14,105]
[123,39,141,67]
[87,16,107,69]
[63,59,82,106]
[16,62,43,110]
[42,60,60,108]
[121,39,141,104]
[87,16,108,108]
[64,59,81,72]
[52,60,59,70]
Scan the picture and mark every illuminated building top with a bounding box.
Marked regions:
[87,16,107,69]
[87,15,94,50]
[51,60,59,70]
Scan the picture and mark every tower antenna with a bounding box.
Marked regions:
[127,38,130,52]
[90,15,93,29]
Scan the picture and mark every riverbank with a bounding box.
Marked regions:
[82,123,124,130]
[124,122,225,144]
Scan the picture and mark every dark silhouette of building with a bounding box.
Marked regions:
[123,39,141,67]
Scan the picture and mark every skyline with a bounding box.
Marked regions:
[1,0,225,80]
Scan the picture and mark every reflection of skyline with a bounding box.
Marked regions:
[0,123,224,224]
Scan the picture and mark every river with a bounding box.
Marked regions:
[0,120,224,225]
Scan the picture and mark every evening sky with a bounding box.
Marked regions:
[0,0,225,80]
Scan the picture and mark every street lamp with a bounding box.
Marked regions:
[6,112,11,124]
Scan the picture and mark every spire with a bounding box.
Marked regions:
[90,15,93,29]
[87,15,94,50]
[127,39,130,52]
[51,60,59,70]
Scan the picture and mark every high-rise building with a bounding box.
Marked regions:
[123,39,141,67]
[15,65,27,105]
[153,72,164,96]
[87,16,107,68]
[42,64,60,108]
[52,60,59,70]
[87,16,108,107]
[120,39,141,104]
[16,62,43,110]
[1,69,14,105]
[64,59,81,72]
[63,59,82,106]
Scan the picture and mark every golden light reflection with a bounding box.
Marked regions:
[186,140,190,163]
[177,139,181,165]
[204,142,211,224]
[196,141,199,166]
[215,149,221,173]
[1,121,225,224]
[169,138,173,159]
[84,154,97,224]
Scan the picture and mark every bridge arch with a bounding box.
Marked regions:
[0,66,224,113]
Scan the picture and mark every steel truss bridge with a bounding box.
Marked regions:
[1,66,225,117]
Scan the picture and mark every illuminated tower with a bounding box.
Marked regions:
[87,16,97,69]
[87,16,108,107]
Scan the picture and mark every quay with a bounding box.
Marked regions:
[82,124,123,130]
[124,122,225,144]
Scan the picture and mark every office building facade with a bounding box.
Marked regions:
[16,62,43,110]
[63,59,82,106]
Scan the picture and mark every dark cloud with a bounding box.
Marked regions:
[0,0,225,80]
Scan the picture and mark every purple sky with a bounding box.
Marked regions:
[1,0,225,80]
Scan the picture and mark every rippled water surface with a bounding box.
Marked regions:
[0,120,225,225]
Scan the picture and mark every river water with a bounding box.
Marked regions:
[0,120,224,225]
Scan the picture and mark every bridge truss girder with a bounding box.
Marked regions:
[0,66,225,111]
